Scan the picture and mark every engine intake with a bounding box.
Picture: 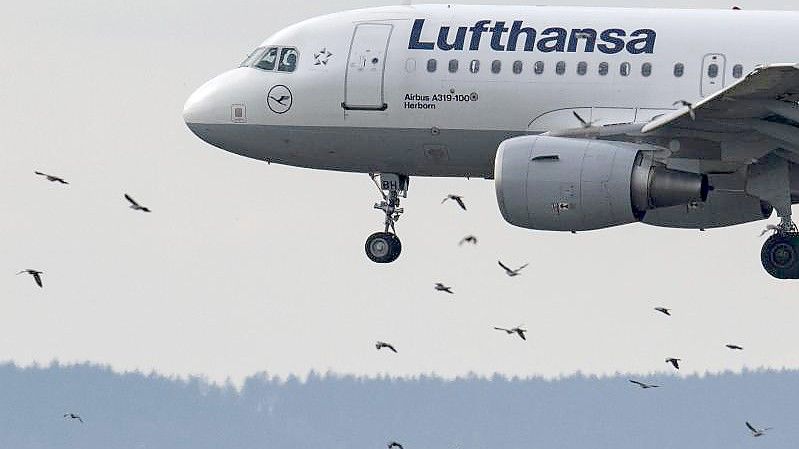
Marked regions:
[495,136,709,231]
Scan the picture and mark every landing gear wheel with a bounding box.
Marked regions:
[761,233,799,279]
[365,232,402,264]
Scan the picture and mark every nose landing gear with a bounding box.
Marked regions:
[365,232,402,263]
[365,174,409,264]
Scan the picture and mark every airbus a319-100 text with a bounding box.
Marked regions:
[183,4,799,279]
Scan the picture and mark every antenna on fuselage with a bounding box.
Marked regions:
[401,0,412,5]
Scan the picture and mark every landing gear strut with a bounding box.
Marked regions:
[365,174,409,264]
[761,216,799,279]
[747,154,799,279]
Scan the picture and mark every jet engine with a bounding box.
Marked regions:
[641,172,773,229]
[494,136,710,231]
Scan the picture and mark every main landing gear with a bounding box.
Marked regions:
[749,155,799,279]
[761,217,799,279]
[365,174,409,264]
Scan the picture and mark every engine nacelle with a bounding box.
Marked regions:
[642,172,773,229]
[495,136,710,231]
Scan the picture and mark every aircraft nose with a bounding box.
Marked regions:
[182,87,206,126]
[183,78,221,126]
[182,85,217,143]
[183,68,250,128]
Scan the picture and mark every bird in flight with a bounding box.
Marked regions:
[760,224,781,237]
[726,344,744,350]
[387,441,404,449]
[494,326,527,341]
[629,379,660,389]
[442,194,467,210]
[654,307,671,316]
[746,422,772,437]
[17,269,44,288]
[270,94,291,105]
[665,358,681,370]
[673,100,696,120]
[459,235,478,246]
[498,261,528,277]
[64,413,83,423]
[435,283,454,294]
[375,341,397,353]
[124,194,151,213]
[572,111,599,128]
[35,171,68,184]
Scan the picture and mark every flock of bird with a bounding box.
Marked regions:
[374,193,774,447]
[634,306,770,437]
[19,177,775,440]
[629,304,772,438]
[17,171,152,424]
[17,171,151,292]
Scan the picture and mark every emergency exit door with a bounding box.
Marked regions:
[701,53,726,97]
[343,23,392,111]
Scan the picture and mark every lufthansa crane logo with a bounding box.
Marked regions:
[267,85,293,114]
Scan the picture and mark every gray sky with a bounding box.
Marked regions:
[2,0,799,384]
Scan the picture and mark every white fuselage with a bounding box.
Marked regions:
[183,5,798,178]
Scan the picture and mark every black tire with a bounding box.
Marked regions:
[365,232,402,263]
[761,233,799,279]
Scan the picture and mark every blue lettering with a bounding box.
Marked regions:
[626,29,656,54]
[468,20,491,50]
[537,27,566,53]
[506,21,536,51]
[408,19,434,50]
[406,19,656,55]
[490,21,509,51]
[567,28,597,53]
[598,28,626,54]
[437,26,467,51]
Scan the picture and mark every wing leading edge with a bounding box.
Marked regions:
[643,63,799,135]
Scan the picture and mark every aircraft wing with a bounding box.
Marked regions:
[643,63,799,135]
[547,64,799,172]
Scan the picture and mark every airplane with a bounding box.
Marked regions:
[183,4,799,279]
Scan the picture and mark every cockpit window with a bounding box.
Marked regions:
[278,48,299,72]
[249,46,299,73]
[255,47,279,70]
[240,47,265,68]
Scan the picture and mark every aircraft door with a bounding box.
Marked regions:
[343,23,393,111]
[701,54,726,97]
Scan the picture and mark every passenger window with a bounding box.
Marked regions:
[620,62,631,77]
[513,60,523,75]
[534,61,545,75]
[598,62,609,76]
[708,63,719,78]
[469,59,480,73]
[556,61,566,75]
[240,47,265,67]
[448,59,458,73]
[427,59,437,73]
[733,64,744,79]
[577,61,587,76]
[641,62,652,77]
[255,47,279,71]
[674,63,685,77]
[491,60,501,74]
[278,48,298,72]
